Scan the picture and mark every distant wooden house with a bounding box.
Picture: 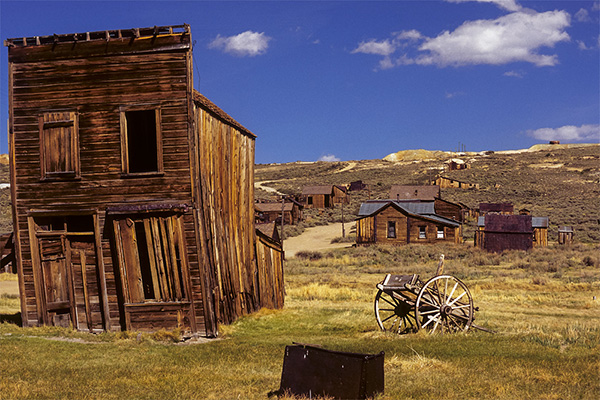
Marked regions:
[256,222,281,243]
[431,176,479,190]
[558,226,574,245]
[356,201,461,246]
[390,185,440,201]
[475,214,537,252]
[332,185,349,205]
[255,200,303,225]
[349,180,367,192]
[302,185,334,208]
[446,159,470,171]
[479,203,514,216]
[5,24,284,336]
[434,198,465,222]
[519,208,531,215]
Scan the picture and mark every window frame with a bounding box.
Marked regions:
[39,111,80,180]
[387,221,396,238]
[437,226,445,239]
[418,226,427,239]
[113,214,189,304]
[119,104,163,177]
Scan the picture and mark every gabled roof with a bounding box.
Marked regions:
[302,185,333,195]
[532,217,549,228]
[357,200,459,228]
[390,185,440,201]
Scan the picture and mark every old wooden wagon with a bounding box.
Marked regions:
[5,24,284,336]
[374,256,490,334]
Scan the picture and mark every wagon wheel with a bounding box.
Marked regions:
[415,275,473,334]
[374,289,419,334]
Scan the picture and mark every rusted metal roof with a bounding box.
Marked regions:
[479,203,514,214]
[484,214,532,233]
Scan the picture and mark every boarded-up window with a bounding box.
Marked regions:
[120,107,162,174]
[39,111,79,179]
[387,221,396,238]
[114,215,187,303]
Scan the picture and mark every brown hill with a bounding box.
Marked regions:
[255,144,600,243]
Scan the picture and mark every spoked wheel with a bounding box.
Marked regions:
[415,275,473,334]
[374,289,419,334]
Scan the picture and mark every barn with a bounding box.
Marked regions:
[355,201,461,246]
[5,24,284,336]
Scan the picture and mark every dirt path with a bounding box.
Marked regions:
[0,280,19,296]
[283,223,353,258]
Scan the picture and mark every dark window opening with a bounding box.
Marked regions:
[387,221,396,238]
[134,222,155,300]
[124,109,159,173]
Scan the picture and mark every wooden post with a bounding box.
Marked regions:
[435,254,445,276]
[341,201,345,238]
[280,195,285,240]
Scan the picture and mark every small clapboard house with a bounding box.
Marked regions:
[356,201,461,246]
[302,185,334,209]
[5,25,284,336]
[255,200,303,225]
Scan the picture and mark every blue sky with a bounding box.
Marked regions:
[1,0,599,163]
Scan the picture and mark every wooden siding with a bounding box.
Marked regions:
[255,230,284,310]
[356,206,459,246]
[7,25,284,337]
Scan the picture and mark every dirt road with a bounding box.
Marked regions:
[283,223,352,258]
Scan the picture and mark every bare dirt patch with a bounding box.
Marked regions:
[283,223,352,258]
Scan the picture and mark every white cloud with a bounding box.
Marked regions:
[526,124,600,142]
[574,8,590,22]
[416,11,570,67]
[209,31,271,57]
[318,154,341,162]
[446,0,522,12]
[503,70,524,78]
[352,39,395,56]
[353,9,571,69]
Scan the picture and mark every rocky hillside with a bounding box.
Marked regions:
[255,144,600,243]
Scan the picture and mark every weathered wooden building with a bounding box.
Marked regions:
[446,159,470,171]
[478,203,514,216]
[433,198,464,222]
[475,214,537,252]
[255,200,303,225]
[431,176,479,190]
[5,24,284,336]
[332,185,349,205]
[558,226,574,245]
[300,185,349,207]
[356,201,461,246]
[390,185,440,201]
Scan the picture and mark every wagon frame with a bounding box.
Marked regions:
[374,256,492,334]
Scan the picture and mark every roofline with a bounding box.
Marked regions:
[356,201,460,227]
[4,24,190,48]
[193,90,256,139]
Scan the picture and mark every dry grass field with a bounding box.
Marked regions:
[0,146,598,399]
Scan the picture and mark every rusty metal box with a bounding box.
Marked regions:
[278,343,384,399]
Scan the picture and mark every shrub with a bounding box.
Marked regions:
[295,251,323,261]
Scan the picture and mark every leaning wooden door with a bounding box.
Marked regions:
[38,236,74,327]
[69,237,103,332]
